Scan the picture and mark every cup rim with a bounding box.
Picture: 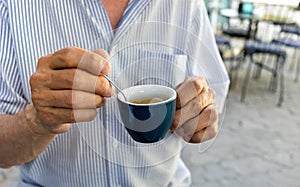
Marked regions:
[117,84,177,106]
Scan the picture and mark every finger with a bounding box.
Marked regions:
[173,104,218,136]
[32,90,105,109]
[37,107,98,131]
[188,121,218,143]
[37,69,112,97]
[176,77,208,108]
[171,88,215,130]
[94,49,111,75]
[47,47,109,75]
[73,71,113,97]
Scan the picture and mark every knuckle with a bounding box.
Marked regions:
[31,92,43,103]
[30,72,48,86]
[31,91,48,108]
[37,56,48,67]
[186,77,209,98]
[62,46,77,56]
[192,77,207,91]
[80,52,106,75]
[29,74,38,87]
[60,69,76,87]
[197,94,206,111]
[197,92,215,111]
[57,47,77,62]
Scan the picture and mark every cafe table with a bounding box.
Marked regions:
[219,8,262,39]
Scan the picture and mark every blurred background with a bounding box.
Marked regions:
[1,0,300,186]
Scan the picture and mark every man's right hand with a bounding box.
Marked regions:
[29,47,112,134]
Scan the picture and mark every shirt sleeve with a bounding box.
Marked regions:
[186,0,230,113]
[0,1,28,114]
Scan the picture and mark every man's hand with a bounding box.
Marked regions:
[30,47,112,134]
[171,77,218,143]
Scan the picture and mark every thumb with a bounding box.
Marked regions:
[93,49,111,75]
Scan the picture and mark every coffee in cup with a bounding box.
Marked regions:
[117,84,176,143]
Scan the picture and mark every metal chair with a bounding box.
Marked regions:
[272,24,300,82]
[215,35,231,56]
[215,35,244,89]
[240,40,286,107]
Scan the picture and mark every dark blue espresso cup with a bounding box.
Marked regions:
[117,85,177,143]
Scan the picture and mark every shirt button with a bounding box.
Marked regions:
[113,140,118,149]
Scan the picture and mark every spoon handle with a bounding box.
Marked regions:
[103,75,128,101]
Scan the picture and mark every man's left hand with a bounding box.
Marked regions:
[170,76,218,143]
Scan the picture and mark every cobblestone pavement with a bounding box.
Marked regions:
[1,53,300,187]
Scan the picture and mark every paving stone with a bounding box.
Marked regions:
[221,156,283,177]
[290,151,300,166]
[191,180,222,187]
[262,151,296,168]
[267,168,300,187]
[202,163,240,181]
[181,145,222,167]
[268,138,299,153]
[238,173,274,187]
[189,171,207,187]
[219,177,249,187]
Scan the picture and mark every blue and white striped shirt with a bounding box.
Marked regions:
[0,0,229,186]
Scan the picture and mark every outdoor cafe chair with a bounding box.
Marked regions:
[215,35,231,56]
[240,40,286,107]
[215,35,245,89]
[272,24,300,82]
